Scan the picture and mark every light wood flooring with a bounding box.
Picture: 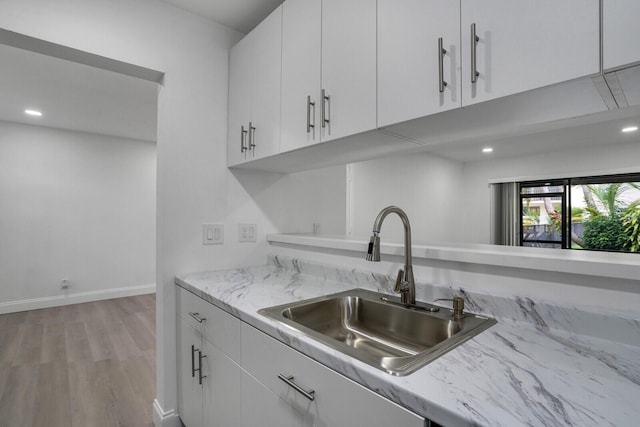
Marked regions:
[0,294,156,427]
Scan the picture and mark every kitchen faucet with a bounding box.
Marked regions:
[366,206,416,305]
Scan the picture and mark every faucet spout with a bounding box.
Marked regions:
[365,206,416,305]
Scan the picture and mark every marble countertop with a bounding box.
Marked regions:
[176,257,640,427]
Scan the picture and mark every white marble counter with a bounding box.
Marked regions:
[176,256,640,427]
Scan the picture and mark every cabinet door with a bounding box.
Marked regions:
[321,0,377,142]
[378,0,460,128]
[248,6,282,160]
[280,0,322,153]
[241,324,425,427]
[603,0,640,70]
[461,0,599,106]
[177,288,241,363]
[201,340,242,427]
[228,36,252,167]
[241,370,304,427]
[177,319,203,427]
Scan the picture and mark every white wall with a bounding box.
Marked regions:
[347,152,465,244]
[339,139,640,316]
[230,165,347,237]
[0,121,156,310]
[0,1,346,424]
[461,139,640,243]
[347,139,640,246]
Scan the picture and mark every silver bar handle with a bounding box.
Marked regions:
[321,89,330,128]
[188,312,206,323]
[248,122,256,152]
[278,374,315,401]
[438,37,448,93]
[306,95,315,133]
[198,350,207,385]
[191,344,197,378]
[240,126,248,153]
[471,23,480,83]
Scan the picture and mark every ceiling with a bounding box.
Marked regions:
[425,105,640,163]
[0,43,158,142]
[161,0,284,33]
[0,0,281,142]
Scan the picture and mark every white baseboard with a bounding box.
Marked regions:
[0,283,156,314]
[152,399,181,427]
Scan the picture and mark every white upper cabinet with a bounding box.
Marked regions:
[280,0,377,152]
[378,0,461,128]
[231,0,606,171]
[228,5,282,166]
[320,0,377,143]
[250,8,282,159]
[228,35,252,167]
[461,0,600,106]
[280,0,322,153]
[603,0,640,70]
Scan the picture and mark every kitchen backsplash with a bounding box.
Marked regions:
[268,255,640,347]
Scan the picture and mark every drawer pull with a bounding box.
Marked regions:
[198,351,207,385]
[248,122,256,152]
[306,95,315,133]
[278,374,315,401]
[470,23,480,83]
[191,345,197,378]
[321,89,330,129]
[438,37,448,93]
[240,125,248,153]
[189,312,206,323]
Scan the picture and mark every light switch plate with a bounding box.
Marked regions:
[238,223,257,242]
[203,223,223,245]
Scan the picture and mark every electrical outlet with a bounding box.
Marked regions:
[203,223,224,245]
[238,224,257,242]
[61,279,69,289]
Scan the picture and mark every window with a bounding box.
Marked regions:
[492,173,640,253]
[517,174,640,253]
[520,181,567,248]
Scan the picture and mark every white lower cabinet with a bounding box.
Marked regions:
[202,339,242,427]
[177,287,426,427]
[177,288,242,427]
[241,370,306,427]
[241,323,426,427]
[178,319,204,427]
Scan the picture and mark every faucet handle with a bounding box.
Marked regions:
[394,269,409,293]
[435,297,465,319]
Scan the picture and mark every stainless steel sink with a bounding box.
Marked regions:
[259,288,496,376]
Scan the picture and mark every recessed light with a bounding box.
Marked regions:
[621,126,638,133]
[25,109,42,117]
[482,147,493,153]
